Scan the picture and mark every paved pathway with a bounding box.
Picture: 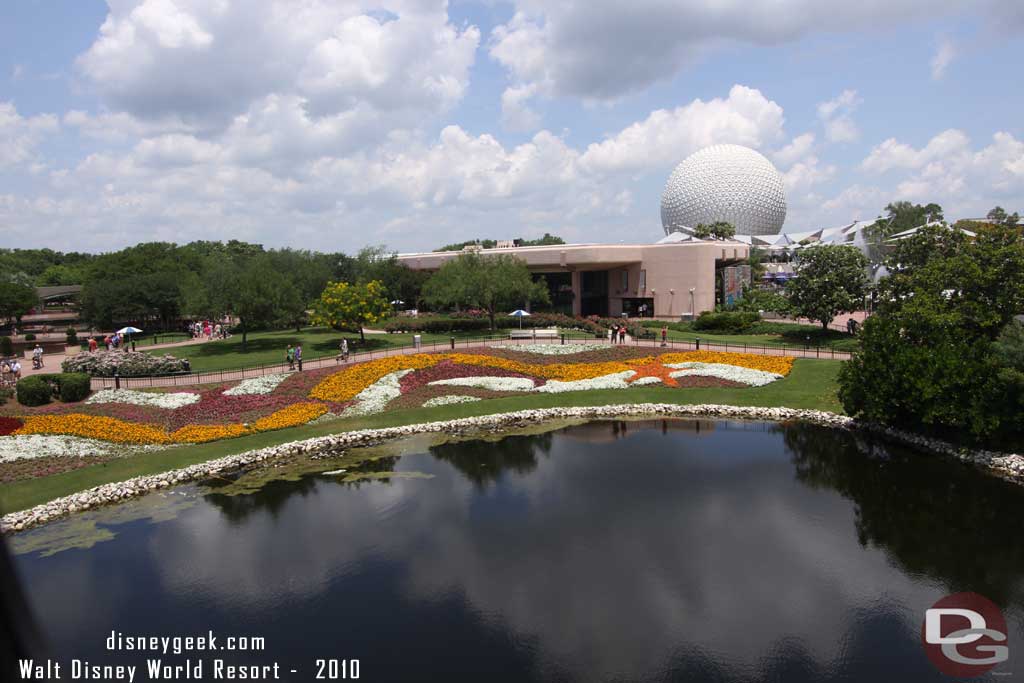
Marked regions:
[89,335,851,390]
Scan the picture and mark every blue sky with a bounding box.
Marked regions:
[1,0,1022,254]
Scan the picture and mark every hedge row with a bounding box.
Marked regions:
[16,372,91,406]
[692,311,762,334]
[382,313,605,336]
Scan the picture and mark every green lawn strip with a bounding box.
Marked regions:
[661,328,858,353]
[0,359,841,513]
[145,327,510,373]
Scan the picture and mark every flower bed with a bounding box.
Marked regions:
[0,416,23,436]
[5,350,795,451]
[490,343,609,355]
[223,373,293,396]
[422,395,481,407]
[62,350,190,377]
[667,362,784,387]
[87,389,200,409]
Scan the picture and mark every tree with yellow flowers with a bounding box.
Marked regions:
[312,280,392,343]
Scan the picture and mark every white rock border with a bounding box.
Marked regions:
[4,404,1023,535]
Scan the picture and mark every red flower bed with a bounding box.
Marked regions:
[398,360,539,394]
[0,416,23,436]
[166,388,313,430]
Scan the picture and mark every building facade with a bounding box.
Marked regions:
[397,241,749,319]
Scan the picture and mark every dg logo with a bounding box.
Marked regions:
[922,592,1009,677]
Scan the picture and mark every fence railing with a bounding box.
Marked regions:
[89,330,850,390]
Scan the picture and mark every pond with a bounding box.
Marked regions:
[9,419,1024,682]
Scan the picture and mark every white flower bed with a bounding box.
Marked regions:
[0,435,166,463]
[666,362,783,387]
[223,372,292,396]
[422,395,482,407]
[491,343,608,355]
[534,370,637,393]
[429,377,536,392]
[86,388,200,409]
[342,369,414,417]
[630,376,663,386]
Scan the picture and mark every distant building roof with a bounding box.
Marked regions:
[36,285,82,300]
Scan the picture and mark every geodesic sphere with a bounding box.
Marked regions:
[661,144,787,236]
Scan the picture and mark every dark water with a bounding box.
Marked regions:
[10,419,1024,682]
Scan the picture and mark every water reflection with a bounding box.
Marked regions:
[12,419,1024,682]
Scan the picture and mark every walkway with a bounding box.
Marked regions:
[88,335,851,390]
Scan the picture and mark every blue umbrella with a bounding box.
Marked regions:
[508,309,531,328]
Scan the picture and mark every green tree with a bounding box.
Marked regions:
[421,253,550,331]
[839,223,1024,440]
[785,245,868,329]
[312,280,392,343]
[692,222,736,240]
[0,279,38,325]
[228,257,302,347]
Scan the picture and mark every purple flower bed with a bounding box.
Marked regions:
[398,361,540,394]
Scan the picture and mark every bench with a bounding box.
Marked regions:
[508,327,559,340]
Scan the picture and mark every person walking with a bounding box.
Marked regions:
[11,359,21,380]
[88,337,98,353]
[618,326,627,344]
[33,344,44,368]
[286,345,295,370]
[661,325,668,347]
[338,338,349,363]
[295,344,303,371]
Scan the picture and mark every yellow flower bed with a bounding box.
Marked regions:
[309,355,441,402]
[171,424,250,444]
[15,414,171,444]
[657,351,794,376]
[253,402,327,432]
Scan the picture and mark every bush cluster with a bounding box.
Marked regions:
[16,376,52,406]
[15,372,93,406]
[24,333,36,341]
[65,327,78,345]
[62,350,190,377]
[0,336,12,357]
[692,311,761,333]
[382,313,606,336]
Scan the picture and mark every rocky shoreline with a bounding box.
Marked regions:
[4,404,1023,534]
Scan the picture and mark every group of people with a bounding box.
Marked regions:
[1,357,22,385]
[189,320,228,340]
[609,324,629,344]
[285,344,304,371]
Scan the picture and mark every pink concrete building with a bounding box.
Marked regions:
[397,241,750,319]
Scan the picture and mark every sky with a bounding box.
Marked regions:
[0,0,1022,255]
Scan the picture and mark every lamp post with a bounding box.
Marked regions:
[689,288,695,320]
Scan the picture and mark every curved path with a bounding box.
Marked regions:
[89,336,851,390]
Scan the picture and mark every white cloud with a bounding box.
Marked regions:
[500,84,541,132]
[487,1,1018,101]
[817,90,861,143]
[773,133,815,167]
[76,0,479,140]
[578,85,785,174]
[11,64,25,81]
[860,129,970,172]
[0,102,59,169]
[930,37,956,80]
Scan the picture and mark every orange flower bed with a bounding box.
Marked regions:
[15,414,171,444]
[171,424,250,444]
[253,402,327,432]
[624,361,680,387]
[657,351,794,376]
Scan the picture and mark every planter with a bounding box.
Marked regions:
[65,345,80,356]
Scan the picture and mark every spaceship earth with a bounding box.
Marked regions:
[661,144,787,236]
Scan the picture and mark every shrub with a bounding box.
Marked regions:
[65,327,78,345]
[24,333,36,341]
[0,336,12,357]
[0,386,14,402]
[56,373,91,402]
[693,311,761,333]
[61,350,190,377]
[16,376,51,406]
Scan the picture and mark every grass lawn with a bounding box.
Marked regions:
[0,358,842,513]
[147,327,509,372]
[651,326,859,353]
